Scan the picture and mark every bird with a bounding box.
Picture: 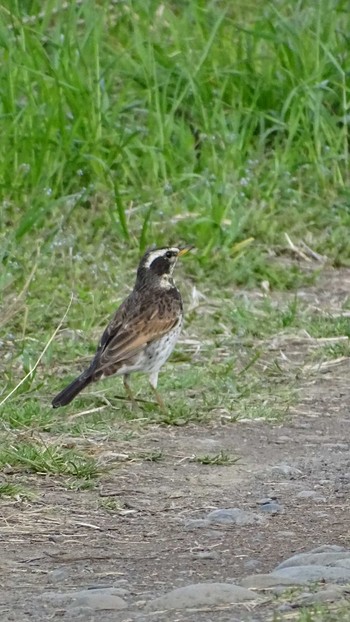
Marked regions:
[52,246,191,409]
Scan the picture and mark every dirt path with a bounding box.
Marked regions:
[1,271,350,621]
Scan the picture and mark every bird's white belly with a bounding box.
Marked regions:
[117,320,183,376]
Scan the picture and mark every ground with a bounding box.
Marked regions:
[1,267,350,621]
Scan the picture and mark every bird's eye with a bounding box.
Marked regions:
[165,251,173,259]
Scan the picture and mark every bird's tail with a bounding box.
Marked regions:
[52,371,93,408]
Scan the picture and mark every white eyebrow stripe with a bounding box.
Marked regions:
[143,248,179,268]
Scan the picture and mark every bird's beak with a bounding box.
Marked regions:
[177,246,194,257]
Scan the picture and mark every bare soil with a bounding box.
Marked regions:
[1,269,350,621]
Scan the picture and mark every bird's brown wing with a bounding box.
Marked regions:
[91,292,181,377]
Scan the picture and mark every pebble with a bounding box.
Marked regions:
[192,550,220,560]
[145,583,259,611]
[47,567,70,583]
[297,490,326,501]
[271,464,303,478]
[206,508,264,526]
[243,559,260,571]
[185,507,264,529]
[258,499,282,514]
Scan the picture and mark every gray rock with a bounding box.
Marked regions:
[240,574,305,589]
[333,559,350,569]
[192,550,220,560]
[258,497,276,505]
[310,545,346,554]
[206,508,263,526]
[41,588,128,611]
[70,588,128,610]
[275,552,350,570]
[271,565,350,584]
[296,490,326,501]
[145,583,258,611]
[277,603,294,613]
[259,501,282,514]
[243,559,260,571]
[271,464,302,478]
[40,591,71,606]
[293,586,347,606]
[47,567,70,583]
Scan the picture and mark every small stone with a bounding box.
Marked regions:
[271,464,302,478]
[192,550,220,560]
[275,551,350,570]
[243,559,260,571]
[258,500,282,514]
[47,567,70,583]
[206,508,264,526]
[145,583,258,611]
[258,497,277,504]
[277,603,294,613]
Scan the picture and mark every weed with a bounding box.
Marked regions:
[0,482,34,500]
[0,441,99,480]
[191,451,240,466]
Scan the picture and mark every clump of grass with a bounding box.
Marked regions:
[0,481,34,500]
[0,441,99,479]
[191,451,240,466]
[99,498,125,513]
[133,450,164,462]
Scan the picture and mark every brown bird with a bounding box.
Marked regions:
[52,246,191,409]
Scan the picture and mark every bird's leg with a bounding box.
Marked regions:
[148,372,166,411]
[123,374,138,410]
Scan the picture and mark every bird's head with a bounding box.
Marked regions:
[136,246,191,288]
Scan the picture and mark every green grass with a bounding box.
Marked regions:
[1,0,350,263]
[191,450,240,466]
[0,440,99,479]
[0,481,34,499]
[274,605,350,621]
[1,0,350,483]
